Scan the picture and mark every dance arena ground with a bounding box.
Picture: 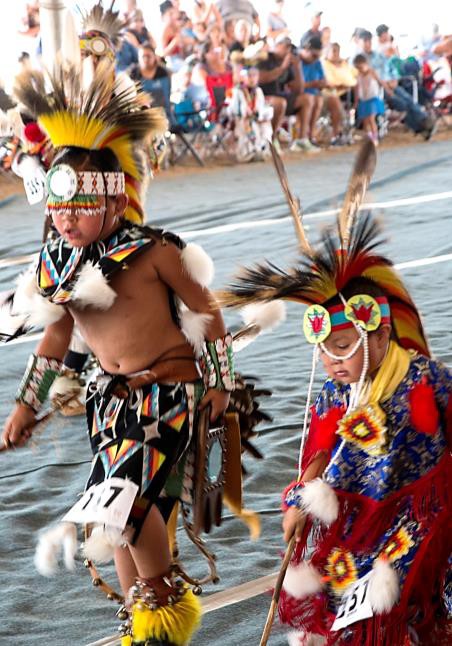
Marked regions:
[1,138,452,645]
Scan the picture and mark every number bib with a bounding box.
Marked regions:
[24,171,45,205]
[63,478,139,530]
[331,571,374,631]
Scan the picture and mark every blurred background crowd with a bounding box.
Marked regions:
[1,0,451,166]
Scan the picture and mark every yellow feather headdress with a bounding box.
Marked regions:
[13,61,167,223]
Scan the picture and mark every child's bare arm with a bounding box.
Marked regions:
[152,242,226,335]
[152,242,231,419]
[2,311,74,449]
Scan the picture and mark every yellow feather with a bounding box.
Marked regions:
[38,112,142,179]
[131,588,201,645]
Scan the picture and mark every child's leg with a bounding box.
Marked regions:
[115,544,139,596]
[128,504,171,579]
[368,113,378,138]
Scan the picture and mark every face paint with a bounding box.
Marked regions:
[45,194,106,218]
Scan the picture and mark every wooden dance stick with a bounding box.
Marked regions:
[259,534,296,646]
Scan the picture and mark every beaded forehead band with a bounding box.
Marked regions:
[303,294,390,345]
[46,164,125,201]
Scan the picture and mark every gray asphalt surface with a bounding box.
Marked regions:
[0,139,451,646]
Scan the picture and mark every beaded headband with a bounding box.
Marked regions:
[46,164,125,201]
[303,295,391,344]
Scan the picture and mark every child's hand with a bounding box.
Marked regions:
[2,403,36,449]
[282,506,306,543]
[199,389,230,422]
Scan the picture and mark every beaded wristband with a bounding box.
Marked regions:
[281,480,304,511]
[199,333,235,392]
[16,354,63,412]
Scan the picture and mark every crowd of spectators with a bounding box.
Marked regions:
[3,1,452,164]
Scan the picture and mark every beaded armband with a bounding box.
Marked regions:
[282,480,304,511]
[16,354,63,412]
[199,333,235,392]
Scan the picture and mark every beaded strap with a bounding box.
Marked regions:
[282,480,304,511]
[16,354,62,412]
[199,333,235,392]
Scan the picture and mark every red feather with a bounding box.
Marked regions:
[409,377,439,435]
[24,121,46,143]
[301,405,345,472]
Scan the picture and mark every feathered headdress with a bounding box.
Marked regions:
[13,60,167,223]
[79,1,125,51]
[221,140,429,357]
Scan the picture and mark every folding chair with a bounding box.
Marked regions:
[141,76,205,167]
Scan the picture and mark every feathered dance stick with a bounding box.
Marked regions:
[269,142,313,255]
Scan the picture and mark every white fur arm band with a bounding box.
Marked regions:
[16,354,63,412]
[200,333,235,392]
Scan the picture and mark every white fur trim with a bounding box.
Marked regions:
[0,297,27,338]
[180,309,213,355]
[13,267,64,327]
[71,262,116,310]
[49,375,82,401]
[368,557,399,614]
[283,561,323,599]
[180,243,214,287]
[299,478,339,526]
[82,525,124,564]
[241,301,286,333]
[34,522,78,577]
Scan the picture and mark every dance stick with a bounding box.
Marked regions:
[259,534,296,646]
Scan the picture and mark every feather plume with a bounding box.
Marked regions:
[13,59,167,223]
[337,139,377,249]
[221,211,429,356]
[79,1,125,46]
[270,142,313,254]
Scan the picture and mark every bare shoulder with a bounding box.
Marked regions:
[141,232,184,274]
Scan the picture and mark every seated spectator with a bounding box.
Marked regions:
[257,35,306,147]
[179,11,198,59]
[224,19,237,49]
[194,39,234,117]
[358,30,435,139]
[161,1,185,72]
[171,65,212,131]
[207,23,225,50]
[300,10,322,48]
[266,0,289,45]
[322,42,357,144]
[376,24,399,57]
[125,9,157,49]
[130,44,172,116]
[353,53,385,145]
[229,18,252,54]
[295,36,326,150]
[321,26,332,51]
[227,66,273,161]
[116,39,138,73]
[216,0,260,35]
[192,1,223,29]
